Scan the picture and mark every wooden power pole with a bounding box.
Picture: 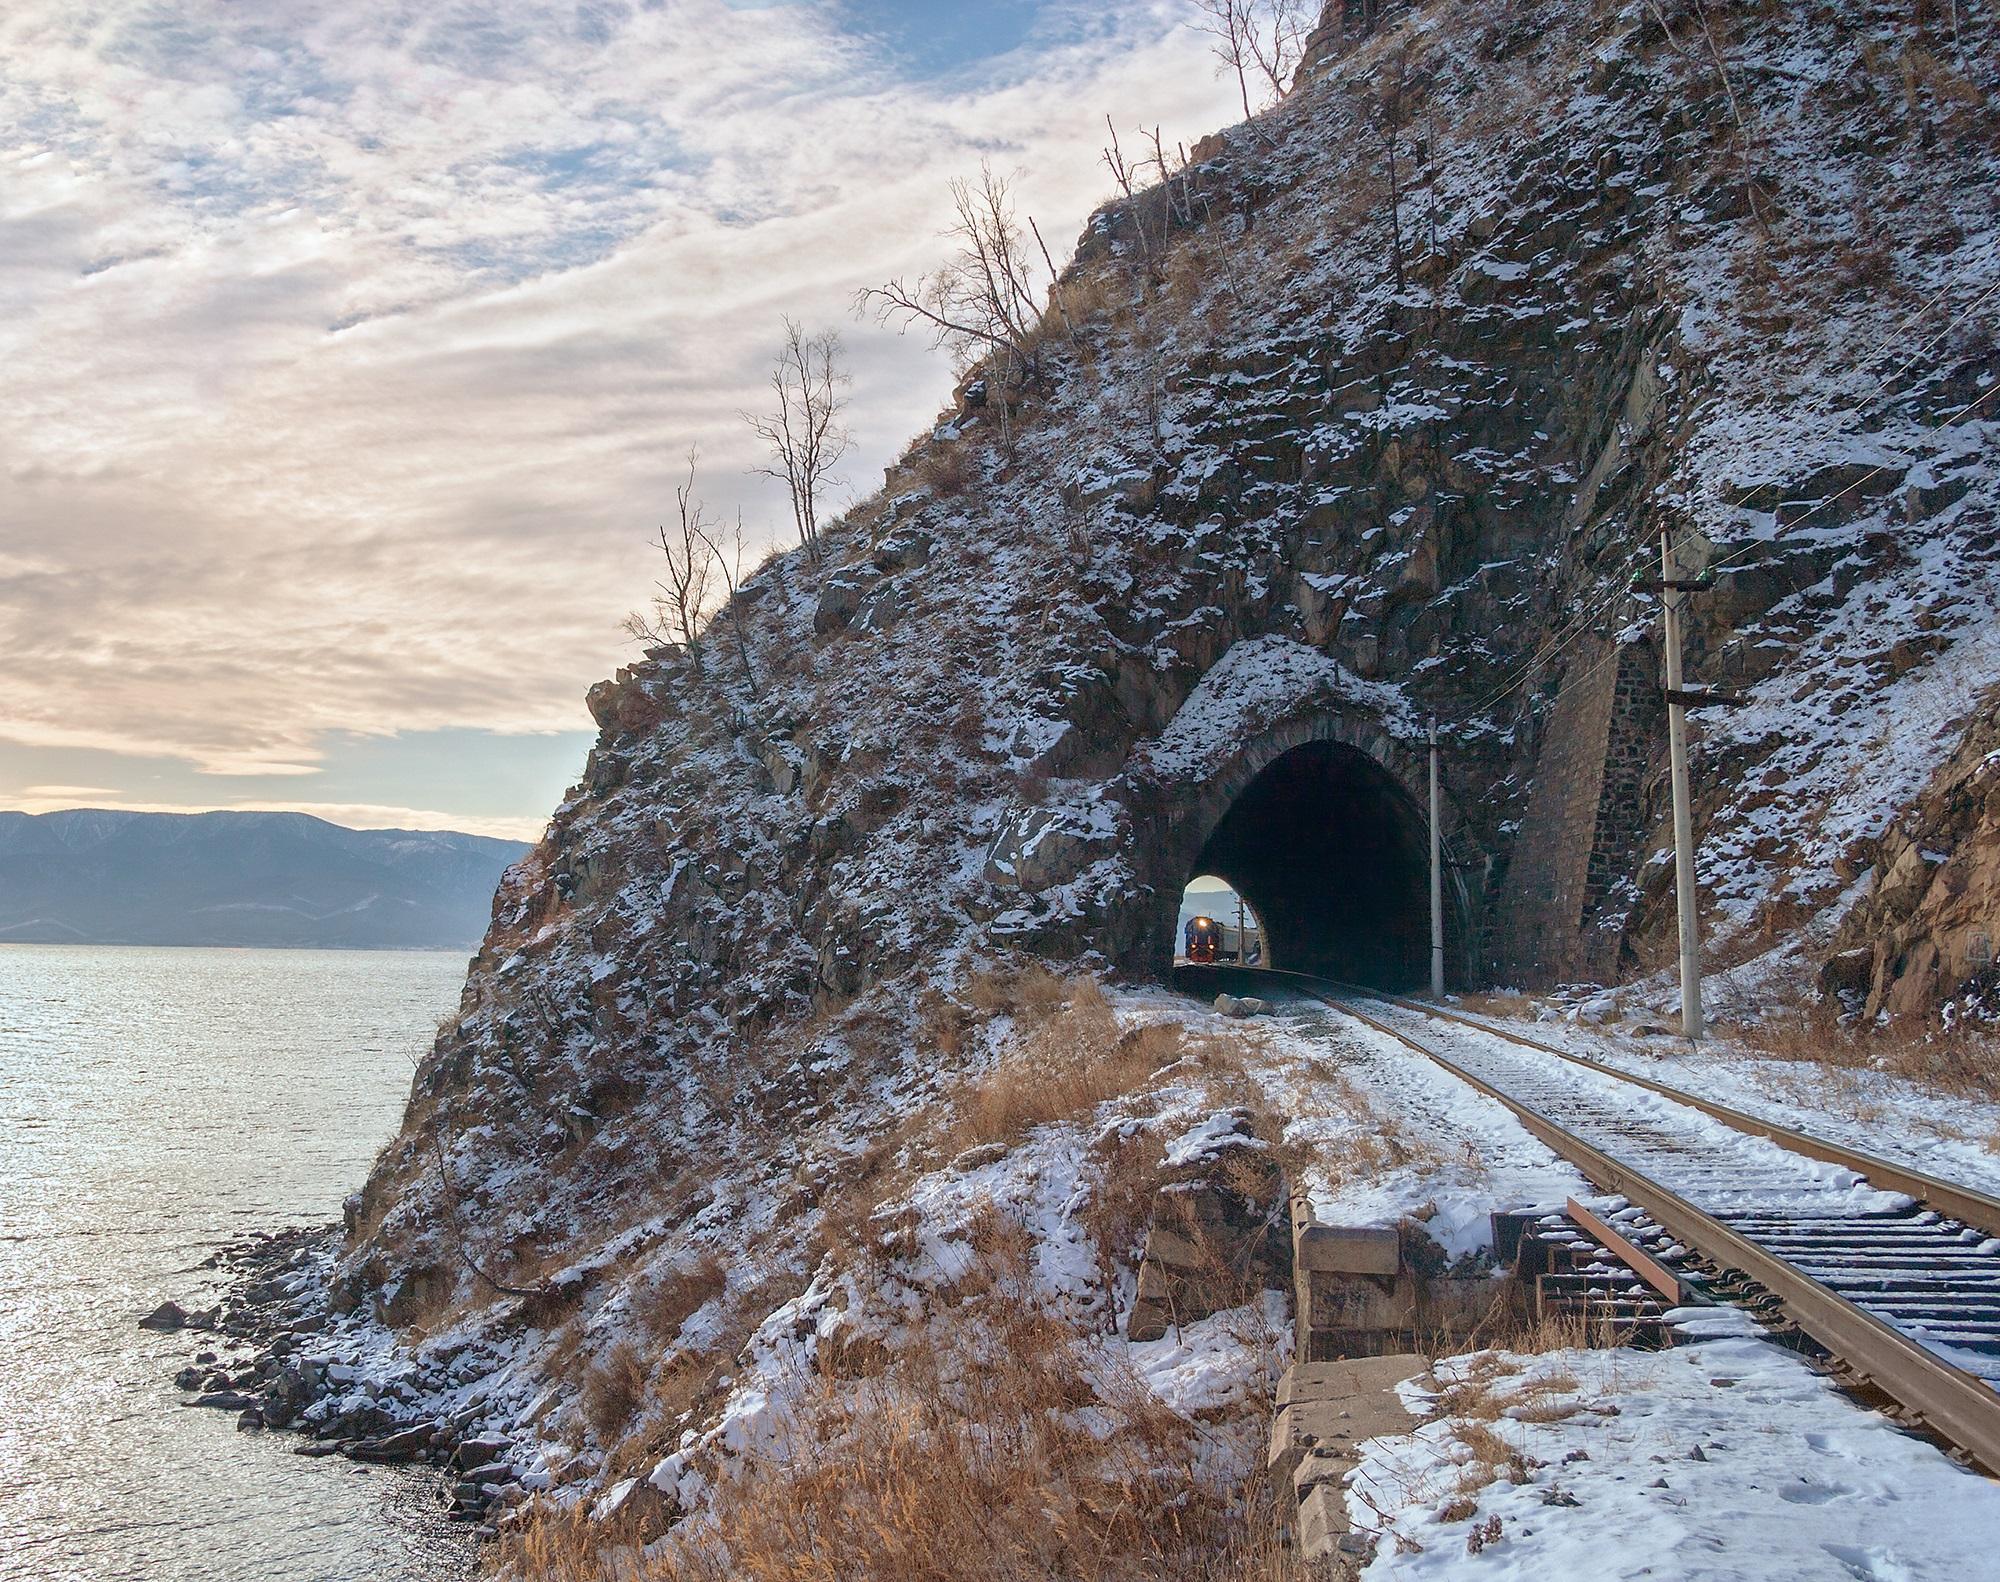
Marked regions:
[1429,718,1444,999]
[1661,531,1703,1040]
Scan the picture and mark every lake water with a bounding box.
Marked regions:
[0,945,477,1582]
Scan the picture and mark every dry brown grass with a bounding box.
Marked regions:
[1454,991,1535,1020]
[1715,974,2000,1104]
[580,1339,651,1444]
[944,979,1177,1151]
[1055,267,1131,330]
[495,1216,1288,1582]
[962,961,1071,1019]
[634,1254,728,1346]
[1073,1123,1175,1280]
[1414,1322,1603,1509]
[912,440,973,497]
[1286,1055,1452,1196]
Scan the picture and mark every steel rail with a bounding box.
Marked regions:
[1177,963,2000,1239]
[1366,990,2000,1241]
[1320,989,2000,1477]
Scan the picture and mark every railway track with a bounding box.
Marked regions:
[1176,964,2000,1474]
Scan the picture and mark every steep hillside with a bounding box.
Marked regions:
[0,810,529,949]
[312,0,1996,1567]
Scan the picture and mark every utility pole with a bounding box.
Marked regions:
[1661,531,1703,1040]
[1236,892,1248,965]
[1429,718,1445,999]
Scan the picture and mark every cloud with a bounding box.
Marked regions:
[0,1,1241,818]
[18,783,123,799]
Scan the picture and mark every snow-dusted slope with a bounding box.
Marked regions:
[321,0,1998,1558]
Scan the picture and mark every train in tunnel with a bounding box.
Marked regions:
[1182,914,1262,966]
[1176,738,1446,990]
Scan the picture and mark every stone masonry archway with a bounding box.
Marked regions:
[1107,639,1481,989]
[1191,739,1438,986]
[1143,717,1474,990]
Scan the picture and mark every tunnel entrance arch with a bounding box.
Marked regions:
[1134,708,1477,992]
[1192,740,1437,987]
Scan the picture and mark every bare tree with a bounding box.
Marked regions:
[1245,0,1314,102]
[625,447,717,673]
[1193,0,1257,121]
[1642,0,1771,234]
[856,161,1046,392]
[1100,117,1157,278]
[1364,43,1418,293]
[743,319,850,566]
[1190,0,1314,120]
[708,507,760,700]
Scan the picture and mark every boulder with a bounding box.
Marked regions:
[593,1473,675,1538]
[983,803,1117,892]
[139,1301,188,1332]
[190,1390,258,1411]
[813,571,873,635]
[851,581,905,635]
[453,1433,515,1470]
[585,675,667,735]
[872,529,933,572]
[1819,947,1874,1000]
[346,1422,438,1463]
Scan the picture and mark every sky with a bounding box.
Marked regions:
[0,1,1244,840]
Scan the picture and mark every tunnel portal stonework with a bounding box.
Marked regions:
[981,634,1660,993]
[1099,638,1481,987]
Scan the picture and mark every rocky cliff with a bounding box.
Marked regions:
[334,0,1998,1538]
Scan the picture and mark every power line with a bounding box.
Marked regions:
[1451,283,2000,728]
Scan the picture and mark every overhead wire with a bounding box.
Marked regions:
[1447,277,2000,729]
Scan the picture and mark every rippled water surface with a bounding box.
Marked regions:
[0,945,477,1582]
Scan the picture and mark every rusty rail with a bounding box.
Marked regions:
[1369,990,2000,1242]
[1324,990,2000,1478]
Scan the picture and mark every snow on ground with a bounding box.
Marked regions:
[1251,997,1588,1257]
[1447,999,2000,1198]
[645,993,1299,1518]
[1359,1003,1921,1219]
[1347,1308,2000,1582]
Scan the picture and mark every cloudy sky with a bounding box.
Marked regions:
[0,1,1242,840]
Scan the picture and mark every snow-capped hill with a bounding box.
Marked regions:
[0,809,529,949]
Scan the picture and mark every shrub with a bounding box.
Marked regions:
[914,441,972,498]
[636,1254,728,1345]
[945,980,1172,1149]
[580,1340,650,1443]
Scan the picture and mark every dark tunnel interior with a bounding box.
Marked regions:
[1190,741,1435,990]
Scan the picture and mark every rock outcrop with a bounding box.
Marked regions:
[1830,692,2000,1020]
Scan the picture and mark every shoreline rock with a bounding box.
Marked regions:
[148,1225,536,1539]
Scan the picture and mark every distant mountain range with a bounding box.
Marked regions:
[0,810,531,949]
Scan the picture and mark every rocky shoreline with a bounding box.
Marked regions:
[144,1225,541,1542]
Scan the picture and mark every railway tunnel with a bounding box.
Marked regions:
[1179,738,1449,991]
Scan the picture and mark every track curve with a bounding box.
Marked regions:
[1174,963,2000,1473]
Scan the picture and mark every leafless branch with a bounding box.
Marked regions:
[706,508,760,700]
[743,320,850,565]
[625,446,717,672]
[1188,0,1313,120]
[856,161,1045,391]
